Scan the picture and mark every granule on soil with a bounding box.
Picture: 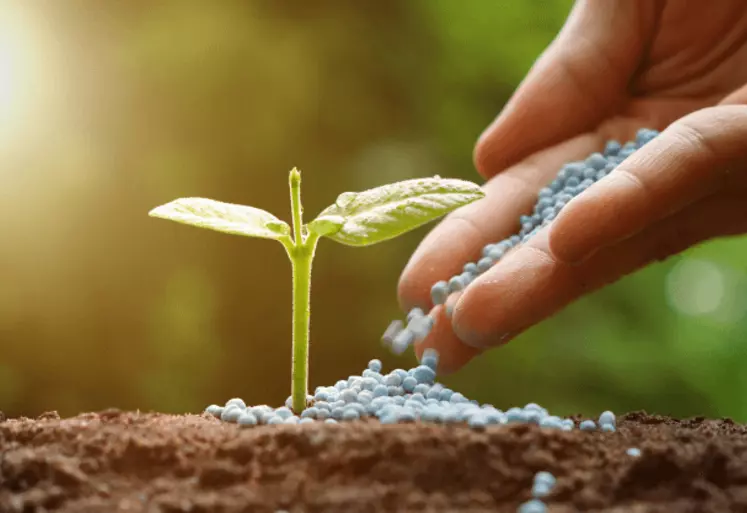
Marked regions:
[3,410,747,512]
[204,349,591,436]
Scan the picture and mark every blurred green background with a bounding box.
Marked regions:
[2,0,747,421]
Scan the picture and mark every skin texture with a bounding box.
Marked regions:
[398,0,747,374]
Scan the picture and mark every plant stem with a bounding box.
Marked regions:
[287,168,318,413]
[290,248,312,413]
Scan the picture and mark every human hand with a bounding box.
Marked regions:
[397,0,747,374]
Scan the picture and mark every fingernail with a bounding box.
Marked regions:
[453,322,515,349]
[453,326,488,349]
[449,295,489,348]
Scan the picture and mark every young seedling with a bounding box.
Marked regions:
[148,168,484,412]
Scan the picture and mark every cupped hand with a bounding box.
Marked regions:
[398,0,747,374]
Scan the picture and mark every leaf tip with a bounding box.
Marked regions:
[148,204,169,218]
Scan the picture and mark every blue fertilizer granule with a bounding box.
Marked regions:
[517,499,547,513]
[626,447,642,457]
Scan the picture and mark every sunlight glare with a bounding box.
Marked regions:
[0,25,21,121]
[0,6,40,140]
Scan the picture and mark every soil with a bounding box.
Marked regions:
[2,410,747,513]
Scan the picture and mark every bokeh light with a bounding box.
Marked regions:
[667,259,727,317]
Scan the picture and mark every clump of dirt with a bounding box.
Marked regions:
[1,410,746,512]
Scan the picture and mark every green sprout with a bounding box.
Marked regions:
[149,168,484,413]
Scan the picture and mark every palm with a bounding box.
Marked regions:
[474,0,747,178]
[603,1,747,138]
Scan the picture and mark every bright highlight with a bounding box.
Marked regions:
[0,19,23,121]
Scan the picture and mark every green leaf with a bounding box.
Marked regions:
[149,197,290,240]
[312,177,485,246]
[307,215,345,237]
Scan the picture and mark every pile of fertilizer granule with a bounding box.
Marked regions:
[206,351,617,433]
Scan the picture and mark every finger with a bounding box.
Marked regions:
[473,0,648,178]
[443,291,461,320]
[398,133,604,312]
[720,83,747,106]
[549,105,747,264]
[412,304,480,376]
[452,191,747,349]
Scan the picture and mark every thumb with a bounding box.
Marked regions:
[549,104,747,265]
[474,0,649,178]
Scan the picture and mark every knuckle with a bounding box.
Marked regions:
[612,167,651,208]
[671,117,720,162]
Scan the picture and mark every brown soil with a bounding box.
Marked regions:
[1,410,747,513]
